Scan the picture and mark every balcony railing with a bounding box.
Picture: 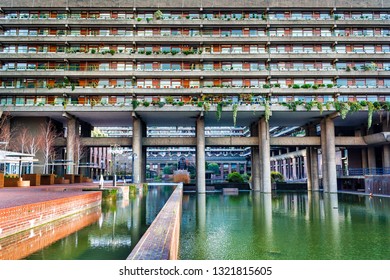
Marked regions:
[337,167,390,177]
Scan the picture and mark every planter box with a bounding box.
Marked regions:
[4,177,19,187]
[74,174,83,183]
[54,177,66,184]
[0,173,4,188]
[22,174,41,186]
[41,174,55,185]
[64,174,75,184]
[82,177,93,183]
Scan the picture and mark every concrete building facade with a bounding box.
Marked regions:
[0,0,389,193]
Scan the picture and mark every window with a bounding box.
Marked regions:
[203,63,213,71]
[232,63,242,71]
[231,29,243,37]
[231,46,242,53]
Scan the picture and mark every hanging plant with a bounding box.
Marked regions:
[348,101,362,113]
[232,103,238,126]
[216,102,223,121]
[131,100,140,109]
[316,102,324,114]
[325,101,332,111]
[339,102,350,119]
[304,101,314,111]
[367,101,374,130]
[264,99,271,123]
[203,101,211,112]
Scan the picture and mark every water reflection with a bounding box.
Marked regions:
[23,185,173,260]
[180,192,390,260]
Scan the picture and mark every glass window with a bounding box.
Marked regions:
[161,63,171,71]
[231,29,243,37]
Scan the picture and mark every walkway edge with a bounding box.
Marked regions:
[127,183,183,260]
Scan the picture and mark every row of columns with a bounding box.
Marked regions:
[64,113,340,193]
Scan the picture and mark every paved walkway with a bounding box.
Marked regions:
[0,183,100,209]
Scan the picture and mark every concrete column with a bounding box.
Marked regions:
[361,148,368,169]
[196,116,206,193]
[310,147,320,191]
[259,118,271,193]
[367,147,376,171]
[383,145,390,169]
[132,116,143,184]
[251,122,261,191]
[320,119,328,191]
[292,157,297,180]
[306,148,312,191]
[252,147,261,191]
[66,117,78,174]
[325,117,337,193]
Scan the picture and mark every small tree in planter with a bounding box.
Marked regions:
[227,172,244,183]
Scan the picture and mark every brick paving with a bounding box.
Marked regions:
[0,183,100,209]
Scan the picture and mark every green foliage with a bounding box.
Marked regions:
[142,101,150,107]
[131,100,140,109]
[163,165,174,175]
[178,101,185,106]
[216,102,223,121]
[154,10,163,19]
[207,162,220,175]
[165,96,174,104]
[271,171,285,183]
[227,172,244,183]
[232,103,238,126]
[264,99,271,122]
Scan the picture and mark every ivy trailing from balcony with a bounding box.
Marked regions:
[232,103,238,126]
[264,99,271,123]
[216,102,223,121]
[131,100,140,109]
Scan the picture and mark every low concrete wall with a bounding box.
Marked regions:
[365,175,390,195]
[127,184,183,260]
[0,192,101,239]
[0,206,101,260]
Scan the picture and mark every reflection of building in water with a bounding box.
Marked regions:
[145,186,174,225]
[0,207,100,260]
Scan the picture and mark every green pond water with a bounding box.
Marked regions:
[25,186,173,260]
[179,192,390,260]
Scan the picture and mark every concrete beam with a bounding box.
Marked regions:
[53,135,372,147]
[363,132,390,146]
[143,137,196,147]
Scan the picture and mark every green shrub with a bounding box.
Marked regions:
[129,184,137,194]
[227,172,244,183]
[271,171,285,183]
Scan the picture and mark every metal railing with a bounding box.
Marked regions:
[337,167,390,177]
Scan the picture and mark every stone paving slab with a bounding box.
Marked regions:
[0,183,100,209]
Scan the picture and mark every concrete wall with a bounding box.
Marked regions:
[1,0,389,8]
[0,206,100,260]
[0,191,101,239]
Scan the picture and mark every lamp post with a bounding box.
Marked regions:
[109,144,123,187]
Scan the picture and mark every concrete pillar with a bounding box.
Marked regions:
[367,147,376,171]
[310,147,320,191]
[66,117,78,174]
[325,117,337,193]
[383,145,390,169]
[306,148,312,191]
[292,157,297,180]
[252,147,261,191]
[250,122,261,191]
[259,118,271,193]
[361,148,368,169]
[196,116,206,193]
[132,116,143,184]
[320,119,328,191]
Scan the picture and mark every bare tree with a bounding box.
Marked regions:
[0,112,15,151]
[74,134,87,174]
[38,121,58,174]
[12,126,29,153]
